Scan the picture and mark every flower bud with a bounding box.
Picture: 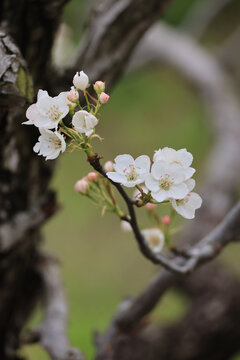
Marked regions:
[99,92,110,104]
[88,172,98,182]
[145,203,157,211]
[73,71,89,91]
[67,87,79,103]
[104,161,114,172]
[162,215,171,225]
[74,179,89,194]
[121,220,132,232]
[94,81,105,93]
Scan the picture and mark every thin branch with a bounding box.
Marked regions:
[88,154,240,274]
[108,201,240,333]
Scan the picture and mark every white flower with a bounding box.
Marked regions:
[145,160,189,202]
[73,71,89,90]
[107,154,150,188]
[141,228,165,253]
[33,128,66,160]
[171,178,202,219]
[153,147,195,180]
[23,90,69,129]
[72,110,98,136]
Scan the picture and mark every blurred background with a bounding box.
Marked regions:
[21,0,240,358]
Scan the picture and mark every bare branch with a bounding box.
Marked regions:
[99,200,240,336]
[50,0,171,92]
[25,255,84,360]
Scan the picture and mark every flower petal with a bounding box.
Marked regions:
[183,167,195,180]
[151,190,168,202]
[106,172,126,184]
[172,200,195,219]
[145,175,159,192]
[114,154,134,171]
[177,148,193,167]
[188,192,202,209]
[151,160,168,180]
[167,183,188,199]
[185,178,195,192]
[135,155,150,174]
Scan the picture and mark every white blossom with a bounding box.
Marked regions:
[171,179,202,219]
[153,147,195,180]
[73,71,89,90]
[107,154,150,188]
[145,160,189,202]
[72,110,98,136]
[141,228,165,253]
[33,128,66,160]
[23,90,69,129]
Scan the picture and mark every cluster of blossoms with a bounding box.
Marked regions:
[106,148,202,220]
[24,70,202,255]
[23,71,109,160]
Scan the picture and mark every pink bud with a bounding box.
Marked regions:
[67,88,79,103]
[104,161,114,172]
[74,179,89,194]
[88,172,98,182]
[94,81,105,93]
[162,215,171,225]
[145,203,157,211]
[99,92,110,104]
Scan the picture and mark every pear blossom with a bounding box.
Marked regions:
[99,92,110,104]
[72,110,98,136]
[107,154,150,188]
[153,147,195,180]
[73,71,89,90]
[171,178,202,219]
[33,128,66,160]
[141,228,165,253]
[74,178,89,194]
[23,90,69,129]
[94,81,105,93]
[145,161,189,202]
